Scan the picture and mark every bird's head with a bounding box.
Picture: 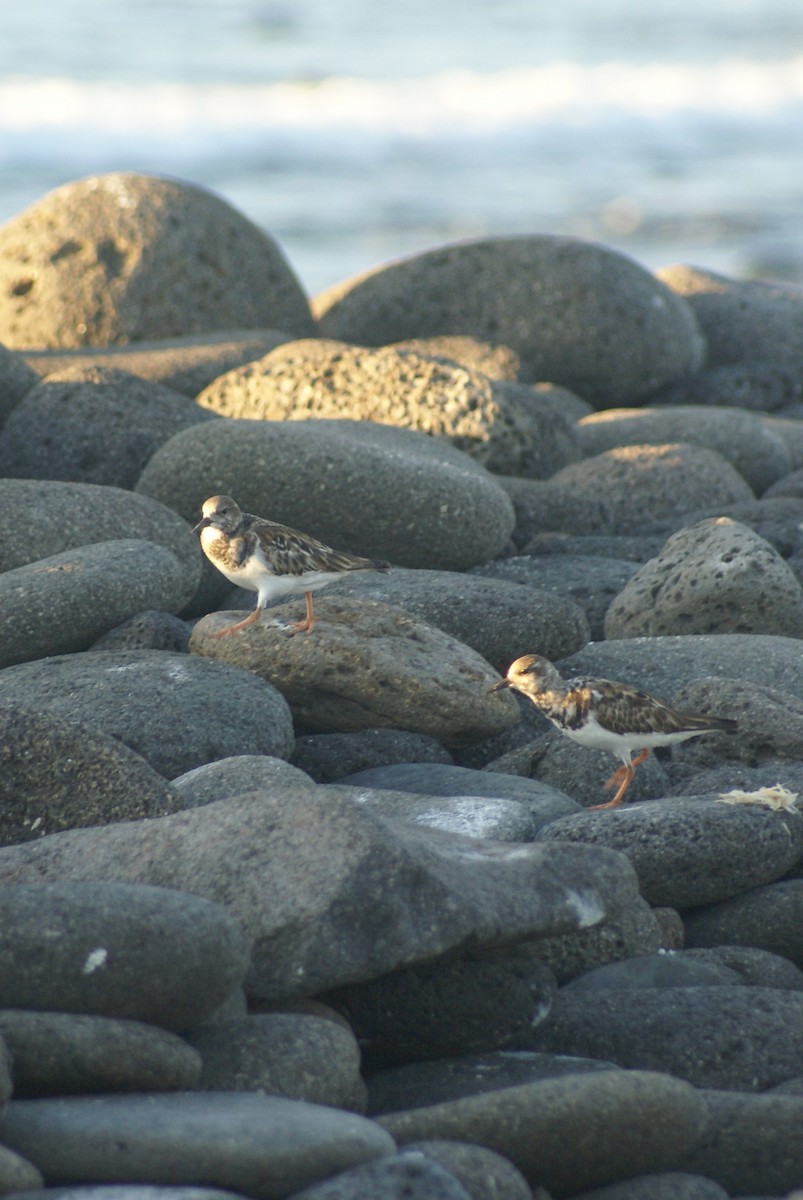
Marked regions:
[192,495,243,536]
[489,654,563,695]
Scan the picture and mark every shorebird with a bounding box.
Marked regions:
[193,494,390,637]
[490,654,737,808]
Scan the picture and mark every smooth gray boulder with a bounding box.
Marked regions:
[0,365,218,488]
[0,172,314,348]
[0,786,645,1003]
[604,518,803,639]
[0,701,180,845]
[0,540,194,668]
[0,882,250,1031]
[136,417,515,571]
[0,1093,394,1198]
[314,236,705,406]
[0,650,295,779]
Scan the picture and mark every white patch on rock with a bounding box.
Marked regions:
[82,947,109,974]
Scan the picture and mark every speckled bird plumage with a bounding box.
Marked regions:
[491,654,737,808]
[193,494,390,637]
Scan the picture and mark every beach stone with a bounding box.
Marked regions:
[0,1036,10,1104]
[171,755,312,807]
[320,566,590,675]
[605,517,803,639]
[389,333,525,381]
[196,341,582,478]
[471,554,639,641]
[669,494,803,559]
[524,531,668,563]
[190,597,519,748]
[0,787,645,1003]
[0,172,314,348]
[24,329,294,396]
[0,1010,202,1096]
[650,358,803,414]
[0,342,38,423]
[336,763,580,832]
[189,1013,366,1112]
[559,951,742,993]
[322,948,556,1068]
[399,1141,533,1200]
[496,475,615,546]
[560,633,803,704]
[0,1093,394,1198]
[568,1173,728,1200]
[291,730,453,784]
[331,784,539,843]
[313,236,704,406]
[4,1191,254,1200]
[0,1145,43,1194]
[0,649,294,779]
[136,417,515,571]
[0,365,218,488]
[90,610,193,653]
[683,879,803,966]
[657,263,803,366]
[366,1051,617,1116]
[0,882,249,1031]
[670,675,803,767]
[0,701,181,846]
[547,444,754,534]
[681,945,803,991]
[677,1089,803,1196]
[765,414,803,469]
[515,728,670,809]
[577,405,790,494]
[528,894,664,986]
[0,476,200,595]
[531,984,803,1090]
[765,464,803,501]
[377,1069,708,1195]
[0,539,194,669]
[536,799,803,909]
[288,1153,472,1200]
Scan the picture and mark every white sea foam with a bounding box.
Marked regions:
[2,57,803,147]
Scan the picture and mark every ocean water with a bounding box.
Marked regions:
[2,0,803,296]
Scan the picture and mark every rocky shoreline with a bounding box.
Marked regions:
[0,171,802,1199]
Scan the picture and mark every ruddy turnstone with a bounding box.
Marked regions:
[490,654,737,808]
[193,495,390,637]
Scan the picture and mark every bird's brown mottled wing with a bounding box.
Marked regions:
[249,517,386,576]
[572,678,732,736]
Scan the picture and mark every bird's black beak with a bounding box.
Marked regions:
[192,516,211,536]
[489,677,511,694]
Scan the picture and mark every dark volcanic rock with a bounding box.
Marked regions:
[0,786,643,1004]
[0,1010,202,1096]
[531,984,803,1091]
[0,172,314,348]
[313,235,704,406]
[535,798,803,909]
[0,650,294,779]
[0,540,194,668]
[0,365,218,487]
[377,1070,708,1196]
[0,701,181,845]
[189,1013,366,1112]
[137,417,515,571]
[0,882,250,1031]
[0,1093,394,1198]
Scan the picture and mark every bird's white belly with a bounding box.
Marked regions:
[560,712,703,758]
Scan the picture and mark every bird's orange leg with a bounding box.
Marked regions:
[590,748,651,810]
[210,606,263,638]
[288,591,316,635]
